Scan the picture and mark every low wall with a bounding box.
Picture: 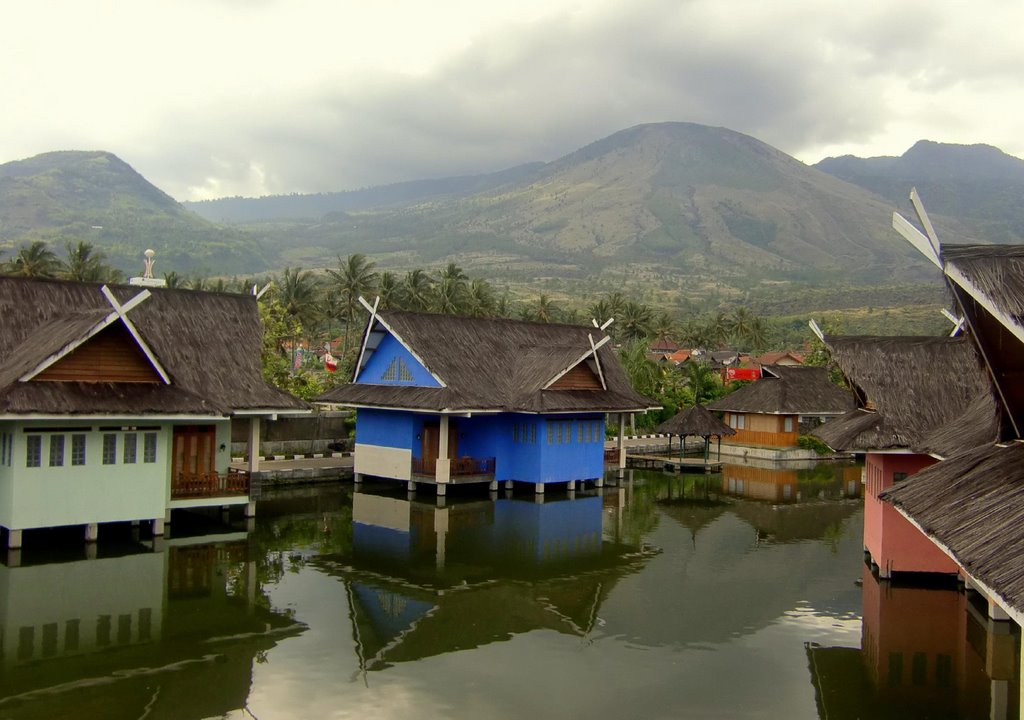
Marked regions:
[231,412,352,457]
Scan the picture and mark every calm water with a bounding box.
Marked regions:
[0,463,1017,719]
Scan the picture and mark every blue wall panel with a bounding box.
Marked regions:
[357,333,441,387]
[355,408,415,450]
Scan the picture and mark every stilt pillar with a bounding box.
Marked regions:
[244,501,256,518]
[407,480,416,492]
[489,480,498,491]
[534,482,545,494]
[505,480,514,490]
[436,483,447,496]
[247,417,261,473]
[152,518,165,536]
[6,529,22,550]
[617,414,627,469]
[567,480,576,491]
[84,523,99,543]
[6,549,21,567]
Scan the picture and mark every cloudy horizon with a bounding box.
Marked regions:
[4,0,1022,201]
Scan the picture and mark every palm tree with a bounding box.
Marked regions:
[619,301,654,342]
[431,262,469,314]
[5,241,60,277]
[327,254,378,353]
[377,271,401,310]
[681,360,720,405]
[652,312,677,343]
[60,240,121,282]
[278,266,321,331]
[618,339,660,398]
[588,299,613,328]
[401,268,433,311]
[466,278,496,317]
[529,293,558,323]
[163,271,183,288]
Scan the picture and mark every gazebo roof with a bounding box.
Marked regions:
[655,403,735,438]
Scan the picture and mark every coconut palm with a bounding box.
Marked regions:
[466,278,496,317]
[376,271,401,310]
[618,301,654,341]
[529,293,558,323]
[5,241,60,277]
[401,268,433,311]
[277,266,321,330]
[60,240,121,282]
[327,254,378,353]
[681,360,720,405]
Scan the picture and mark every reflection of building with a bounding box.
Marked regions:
[720,461,861,503]
[806,565,1017,720]
[0,534,301,717]
[317,304,654,493]
[324,489,654,672]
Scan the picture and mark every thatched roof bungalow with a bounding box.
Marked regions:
[655,403,734,461]
[706,365,853,448]
[0,276,308,549]
[317,301,657,492]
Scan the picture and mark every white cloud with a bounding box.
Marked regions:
[3,0,1023,199]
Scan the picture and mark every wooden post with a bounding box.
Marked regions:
[617,414,626,469]
[247,417,261,473]
[437,416,451,484]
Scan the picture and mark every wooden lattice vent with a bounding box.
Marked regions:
[550,362,602,390]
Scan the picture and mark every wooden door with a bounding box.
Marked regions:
[172,425,217,479]
[421,421,458,474]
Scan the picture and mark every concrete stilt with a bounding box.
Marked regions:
[595,476,605,488]
[408,480,416,492]
[85,542,97,560]
[164,508,173,524]
[244,501,256,518]
[567,480,576,491]
[505,480,514,490]
[84,524,99,543]
[152,536,165,553]
[6,549,21,567]
[436,483,447,496]
[354,472,363,484]
[245,517,256,533]
[152,518,165,536]
[7,528,22,550]
[489,480,498,491]
[534,482,545,494]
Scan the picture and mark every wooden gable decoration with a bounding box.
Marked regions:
[549,360,603,390]
[34,320,163,383]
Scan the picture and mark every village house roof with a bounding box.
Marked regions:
[812,335,999,457]
[881,441,1024,615]
[0,276,308,417]
[753,350,804,367]
[943,244,1024,340]
[655,403,735,438]
[706,365,854,416]
[317,309,657,414]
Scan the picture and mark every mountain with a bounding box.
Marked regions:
[249,123,953,296]
[183,163,546,223]
[815,140,1024,243]
[0,151,268,274]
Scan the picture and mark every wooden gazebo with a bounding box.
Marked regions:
[655,403,736,463]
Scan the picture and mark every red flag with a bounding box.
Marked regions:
[324,352,337,373]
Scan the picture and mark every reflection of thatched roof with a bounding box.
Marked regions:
[882,441,1024,614]
[815,335,998,456]
[707,365,853,415]
[318,310,656,414]
[732,501,859,542]
[657,500,729,539]
[655,403,735,438]
[0,276,309,415]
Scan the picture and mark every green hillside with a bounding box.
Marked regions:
[0,151,268,274]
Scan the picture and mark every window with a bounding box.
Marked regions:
[547,423,553,445]
[26,435,41,468]
[578,423,584,443]
[513,424,520,443]
[144,432,158,463]
[783,416,794,433]
[102,434,117,465]
[48,435,64,467]
[529,424,536,445]
[71,434,86,466]
[554,422,561,444]
[382,357,415,382]
[123,433,137,464]
[893,472,908,483]
[563,422,571,444]
[737,414,746,429]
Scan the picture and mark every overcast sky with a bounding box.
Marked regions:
[4,0,1022,201]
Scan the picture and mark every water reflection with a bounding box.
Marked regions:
[319,486,656,672]
[807,565,1020,719]
[0,526,302,719]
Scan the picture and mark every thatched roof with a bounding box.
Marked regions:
[813,335,999,456]
[0,276,308,416]
[655,403,734,438]
[706,365,854,415]
[881,441,1024,614]
[318,310,656,414]
[943,244,1024,336]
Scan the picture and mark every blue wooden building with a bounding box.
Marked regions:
[317,301,656,493]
